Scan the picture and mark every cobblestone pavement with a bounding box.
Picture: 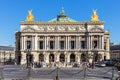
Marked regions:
[0,65,119,80]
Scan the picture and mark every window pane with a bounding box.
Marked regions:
[60,41,64,49]
[81,41,85,49]
[40,41,43,49]
[50,41,54,49]
[71,41,74,49]
[27,41,31,49]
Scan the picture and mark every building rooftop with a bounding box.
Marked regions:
[48,8,77,22]
[110,45,120,50]
[0,46,15,51]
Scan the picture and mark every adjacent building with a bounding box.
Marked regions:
[110,44,120,60]
[0,46,15,64]
[15,9,110,66]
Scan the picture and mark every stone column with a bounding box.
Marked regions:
[58,36,59,50]
[68,36,70,50]
[106,38,110,59]
[90,36,93,49]
[35,35,38,50]
[21,36,24,50]
[98,36,100,49]
[101,36,104,50]
[33,52,39,62]
[44,36,46,50]
[79,36,81,49]
[67,53,70,63]
[55,52,59,62]
[100,35,102,49]
[32,36,35,50]
[76,36,79,50]
[107,38,110,51]
[89,36,91,49]
[23,36,26,50]
[88,35,91,50]
[66,36,68,50]
[87,35,89,50]
[45,53,49,63]
[46,36,49,50]
[55,36,57,50]
[77,53,80,63]
[21,52,27,64]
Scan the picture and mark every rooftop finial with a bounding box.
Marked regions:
[58,7,67,18]
[91,9,99,21]
[26,10,34,21]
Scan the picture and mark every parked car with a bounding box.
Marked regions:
[104,59,116,66]
[95,62,106,67]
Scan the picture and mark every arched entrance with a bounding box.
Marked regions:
[17,53,21,65]
[81,54,86,62]
[70,53,75,62]
[26,53,33,67]
[49,54,54,62]
[39,54,44,62]
[94,53,99,62]
[60,53,65,62]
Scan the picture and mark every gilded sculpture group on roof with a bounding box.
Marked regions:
[25,8,99,23]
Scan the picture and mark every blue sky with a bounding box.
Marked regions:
[0,0,120,46]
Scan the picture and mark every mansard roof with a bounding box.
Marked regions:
[0,46,15,51]
[110,45,120,50]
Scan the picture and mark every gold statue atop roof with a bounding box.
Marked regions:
[91,10,99,21]
[26,10,34,21]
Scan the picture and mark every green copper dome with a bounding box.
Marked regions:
[48,8,77,22]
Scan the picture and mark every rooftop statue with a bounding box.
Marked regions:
[91,10,99,21]
[26,10,34,21]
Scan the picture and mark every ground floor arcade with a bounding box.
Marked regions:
[16,51,110,66]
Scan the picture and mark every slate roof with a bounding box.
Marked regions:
[0,46,15,51]
[110,45,120,50]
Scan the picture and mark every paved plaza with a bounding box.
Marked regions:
[0,65,119,80]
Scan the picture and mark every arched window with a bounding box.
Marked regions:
[49,54,54,62]
[39,54,44,62]
[60,53,65,62]
[70,53,75,62]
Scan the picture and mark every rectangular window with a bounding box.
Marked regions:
[60,41,64,49]
[39,41,43,49]
[71,41,75,49]
[27,41,31,49]
[93,41,97,48]
[50,41,54,49]
[104,42,106,50]
[81,41,85,49]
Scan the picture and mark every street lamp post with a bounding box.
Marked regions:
[111,66,115,80]
[26,49,32,80]
[92,48,97,69]
[83,65,87,80]
[3,51,5,65]
[0,61,4,80]
[54,67,60,80]
[65,57,67,67]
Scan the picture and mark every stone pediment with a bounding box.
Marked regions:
[22,27,36,32]
[90,27,104,32]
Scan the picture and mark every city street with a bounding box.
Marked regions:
[0,65,119,80]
